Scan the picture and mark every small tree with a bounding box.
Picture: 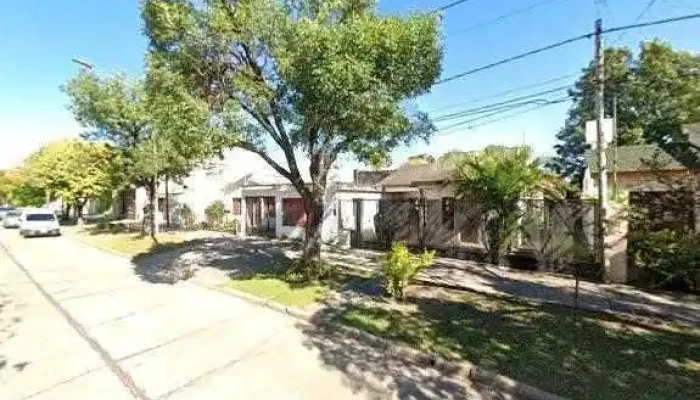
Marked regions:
[453,146,563,265]
[63,65,233,242]
[382,242,435,301]
[0,168,46,207]
[25,140,115,219]
[178,204,197,230]
[204,200,226,229]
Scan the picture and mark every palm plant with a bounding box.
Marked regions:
[452,146,564,265]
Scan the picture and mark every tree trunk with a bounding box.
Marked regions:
[146,178,159,244]
[75,199,86,226]
[300,189,325,278]
[165,175,170,228]
[63,203,72,220]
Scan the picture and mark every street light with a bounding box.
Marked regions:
[71,58,95,70]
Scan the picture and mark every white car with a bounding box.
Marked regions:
[2,210,22,228]
[0,206,15,220]
[20,209,61,237]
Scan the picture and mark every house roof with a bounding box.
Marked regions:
[353,169,394,186]
[380,163,455,187]
[585,144,687,174]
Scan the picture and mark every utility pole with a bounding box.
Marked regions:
[594,18,610,280]
[612,92,618,198]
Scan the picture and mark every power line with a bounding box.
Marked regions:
[450,0,565,35]
[636,0,661,22]
[437,33,592,85]
[435,0,475,12]
[436,97,571,133]
[432,85,571,121]
[424,73,577,113]
[613,0,660,43]
[603,9,696,35]
[435,99,549,125]
[436,12,700,85]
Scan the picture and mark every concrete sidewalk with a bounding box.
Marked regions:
[0,230,508,400]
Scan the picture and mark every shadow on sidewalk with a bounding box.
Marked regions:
[300,286,700,400]
[130,236,297,284]
[297,308,502,400]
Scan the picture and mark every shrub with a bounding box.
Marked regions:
[204,201,226,229]
[628,229,699,291]
[382,242,435,300]
[220,218,240,234]
[178,204,197,231]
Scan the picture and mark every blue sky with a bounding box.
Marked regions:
[1,0,699,170]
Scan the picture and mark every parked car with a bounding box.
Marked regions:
[0,206,15,220]
[20,209,61,237]
[2,210,22,228]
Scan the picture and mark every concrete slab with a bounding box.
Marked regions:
[118,305,293,398]
[0,343,105,400]
[28,368,134,400]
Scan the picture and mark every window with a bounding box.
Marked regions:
[460,224,480,244]
[458,208,481,245]
[26,213,56,221]
[442,197,455,229]
[232,198,242,215]
[283,198,307,227]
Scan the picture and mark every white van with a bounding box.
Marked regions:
[20,209,61,237]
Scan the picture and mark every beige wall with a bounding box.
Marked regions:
[586,169,694,195]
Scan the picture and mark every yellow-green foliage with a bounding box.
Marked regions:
[383,242,434,300]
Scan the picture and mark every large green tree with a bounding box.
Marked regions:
[63,67,230,241]
[550,41,700,184]
[26,140,115,218]
[0,168,46,207]
[142,0,442,276]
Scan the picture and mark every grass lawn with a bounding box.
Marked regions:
[221,265,374,309]
[339,286,700,400]
[223,276,327,308]
[78,230,195,257]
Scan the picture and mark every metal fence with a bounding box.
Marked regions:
[350,197,598,276]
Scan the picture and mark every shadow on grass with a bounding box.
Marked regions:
[321,245,700,327]
[321,286,700,400]
[129,236,379,295]
[298,305,510,399]
[130,236,298,285]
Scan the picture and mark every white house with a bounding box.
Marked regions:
[236,179,382,244]
[112,148,383,244]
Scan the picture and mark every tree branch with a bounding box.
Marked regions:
[237,141,309,196]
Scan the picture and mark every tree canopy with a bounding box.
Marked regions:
[25,139,115,215]
[0,168,45,207]
[63,66,234,239]
[549,41,700,184]
[142,0,443,274]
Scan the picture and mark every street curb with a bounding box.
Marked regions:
[71,234,567,400]
[198,283,568,400]
[197,282,315,321]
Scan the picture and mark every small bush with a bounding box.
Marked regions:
[204,201,226,229]
[382,242,435,300]
[220,218,240,234]
[178,204,197,231]
[628,229,699,291]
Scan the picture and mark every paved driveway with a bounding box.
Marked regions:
[0,230,505,400]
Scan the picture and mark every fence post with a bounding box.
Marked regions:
[418,189,427,251]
